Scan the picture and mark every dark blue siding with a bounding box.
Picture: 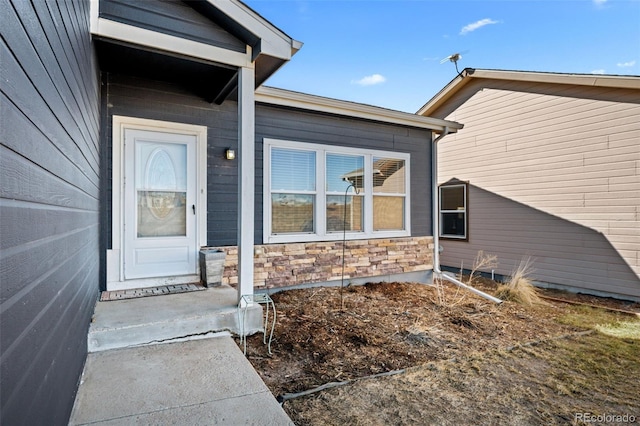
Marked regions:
[255,104,433,237]
[99,0,246,52]
[101,73,241,248]
[101,75,433,256]
[0,0,100,424]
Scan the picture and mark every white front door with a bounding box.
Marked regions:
[123,129,197,279]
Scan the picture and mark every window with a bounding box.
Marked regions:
[270,148,316,233]
[439,183,467,239]
[265,139,410,243]
[373,157,406,231]
[326,154,364,232]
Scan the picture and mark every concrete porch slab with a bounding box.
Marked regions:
[88,285,264,352]
[69,336,293,425]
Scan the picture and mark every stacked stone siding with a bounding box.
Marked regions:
[209,236,433,289]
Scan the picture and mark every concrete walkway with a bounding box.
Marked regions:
[69,335,293,425]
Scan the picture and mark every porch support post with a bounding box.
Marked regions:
[237,65,255,303]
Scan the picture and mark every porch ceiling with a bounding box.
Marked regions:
[95,39,239,104]
[91,0,301,104]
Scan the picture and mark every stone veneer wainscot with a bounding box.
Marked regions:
[208,236,434,289]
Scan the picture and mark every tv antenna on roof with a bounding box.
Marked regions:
[441,52,464,76]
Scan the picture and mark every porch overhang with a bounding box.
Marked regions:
[89,0,302,103]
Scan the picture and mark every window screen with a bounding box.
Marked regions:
[439,184,467,239]
[271,148,316,233]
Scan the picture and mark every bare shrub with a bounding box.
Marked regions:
[467,250,498,285]
[433,277,448,306]
[495,257,542,306]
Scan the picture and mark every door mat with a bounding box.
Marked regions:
[100,283,206,301]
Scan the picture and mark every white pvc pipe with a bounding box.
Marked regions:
[440,272,503,304]
[431,128,502,304]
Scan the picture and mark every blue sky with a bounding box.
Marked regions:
[245,0,640,113]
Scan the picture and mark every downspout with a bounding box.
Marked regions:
[431,128,502,304]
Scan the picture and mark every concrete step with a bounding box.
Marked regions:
[88,285,264,352]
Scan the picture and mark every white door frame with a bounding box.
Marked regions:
[107,116,207,291]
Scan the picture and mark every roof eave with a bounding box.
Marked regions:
[209,0,302,62]
[256,86,463,133]
[418,68,640,116]
[470,69,640,89]
[417,68,475,116]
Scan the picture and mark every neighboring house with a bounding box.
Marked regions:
[418,69,640,301]
[1,1,461,424]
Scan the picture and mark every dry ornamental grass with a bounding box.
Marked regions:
[495,257,543,306]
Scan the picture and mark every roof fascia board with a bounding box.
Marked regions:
[416,71,470,116]
[256,87,463,132]
[92,18,252,68]
[471,69,640,89]
[207,0,302,60]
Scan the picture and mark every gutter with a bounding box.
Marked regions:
[431,128,502,304]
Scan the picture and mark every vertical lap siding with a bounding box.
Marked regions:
[0,0,100,424]
[437,79,640,300]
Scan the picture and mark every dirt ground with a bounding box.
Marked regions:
[238,279,640,425]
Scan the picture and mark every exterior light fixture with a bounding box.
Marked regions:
[225,148,236,160]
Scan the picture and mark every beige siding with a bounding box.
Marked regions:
[436,80,640,300]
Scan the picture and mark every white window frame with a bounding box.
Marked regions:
[439,183,468,240]
[264,139,411,243]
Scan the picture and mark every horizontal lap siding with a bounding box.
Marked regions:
[437,79,640,299]
[1,0,100,424]
[255,104,433,238]
[102,74,240,248]
[99,0,245,52]
[104,85,434,250]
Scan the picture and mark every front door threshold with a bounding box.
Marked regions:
[106,274,200,292]
[100,282,206,301]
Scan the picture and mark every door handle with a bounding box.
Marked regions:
[192,205,196,215]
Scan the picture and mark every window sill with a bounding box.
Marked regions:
[266,230,411,244]
[439,235,468,241]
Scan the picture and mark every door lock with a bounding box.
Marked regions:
[192,205,196,215]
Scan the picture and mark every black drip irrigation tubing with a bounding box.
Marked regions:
[277,368,406,405]
[277,330,601,405]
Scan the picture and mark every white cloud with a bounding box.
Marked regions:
[352,74,387,86]
[617,60,636,68]
[591,69,606,75]
[460,18,499,35]
[593,0,607,5]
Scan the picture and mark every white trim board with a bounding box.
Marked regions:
[263,138,411,244]
[206,0,302,60]
[256,86,462,132]
[92,18,252,69]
